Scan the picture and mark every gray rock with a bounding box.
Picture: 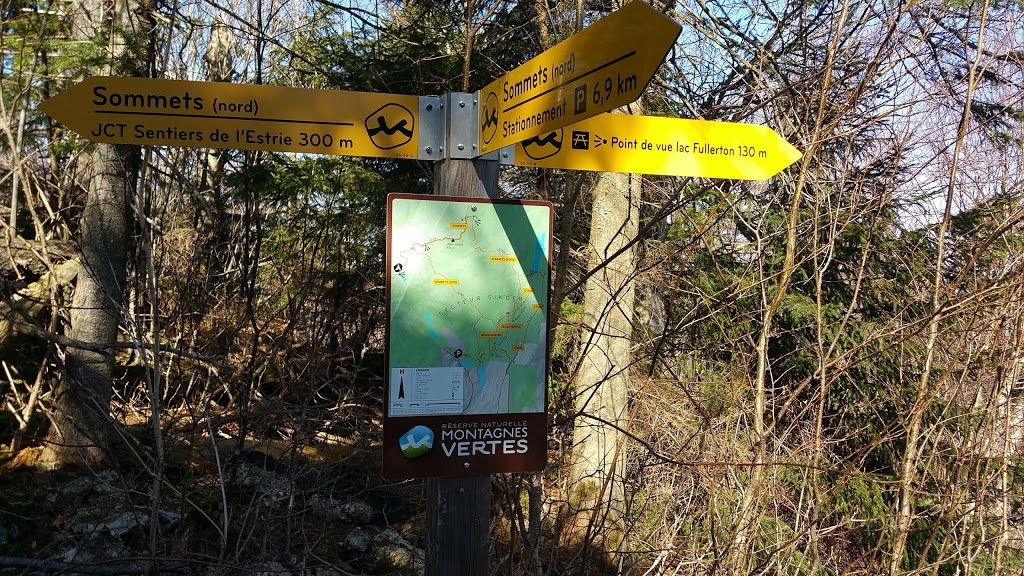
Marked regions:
[253,561,291,576]
[67,505,179,539]
[374,529,408,547]
[309,569,346,576]
[59,546,95,564]
[341,527,370,553]
[370,545,414,574]
[68,508,145,538]
[235,463,293,502]
[51,470,120,503]
[90,470,124,496]
[368,529,421,574]
[311,493,374,523]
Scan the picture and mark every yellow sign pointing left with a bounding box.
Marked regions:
[39,76,424,159]
[508,113,802,180]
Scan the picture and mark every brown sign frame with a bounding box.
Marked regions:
[383,194,552,478]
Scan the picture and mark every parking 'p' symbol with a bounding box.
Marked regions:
[574,85,587,115]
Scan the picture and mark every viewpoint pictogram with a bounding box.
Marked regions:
[521,129,563,160]
[365,103,415,150]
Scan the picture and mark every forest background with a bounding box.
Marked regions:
[1,0,1023,574]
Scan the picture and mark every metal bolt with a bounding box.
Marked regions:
[458,144,465,151]
[426,104,433,111]
[502,152,509,158]
[459,487,465,494]
[425,146,433,155]
[463,462,470,469]
[459,101,466,108]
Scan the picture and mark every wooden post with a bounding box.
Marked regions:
[425,474,491,575]
[424,99,498,575]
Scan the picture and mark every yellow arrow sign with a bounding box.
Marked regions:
[38,76,424,159]
[508,114,803,180]
[477,1,680,154]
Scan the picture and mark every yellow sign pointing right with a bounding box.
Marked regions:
[478,1,680,153]
[509,113,802,180]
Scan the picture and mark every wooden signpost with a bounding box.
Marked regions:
[37,2,803,574]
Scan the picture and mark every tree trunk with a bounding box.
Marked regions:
[888,3,990,570]
[43,0,150,465]
[569,164,641,549]
[45,143,135,466]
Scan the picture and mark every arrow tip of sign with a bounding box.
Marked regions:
[779,135,803,168]
[37,97,54,117]
[37,87,73,121]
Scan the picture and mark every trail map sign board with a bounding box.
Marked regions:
[38,76,425,159]
[507,114,803,180]
[383,194,553,478]
[477,1,681,153]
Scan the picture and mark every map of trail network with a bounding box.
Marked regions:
[387,195,552,418]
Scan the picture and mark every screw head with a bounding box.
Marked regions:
[425,146,433,154]
[458,144,465,151]
[459,101,466,108]
[426,103,433,111]
[463,462,470,469]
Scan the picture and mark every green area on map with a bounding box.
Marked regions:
[389,196,550,414]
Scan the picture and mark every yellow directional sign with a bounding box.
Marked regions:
[477,1,680,153]
[509,114,803,180]
[38,76,423,159]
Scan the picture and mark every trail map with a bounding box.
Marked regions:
[386,195,552,418]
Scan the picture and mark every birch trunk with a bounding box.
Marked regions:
[43,0,149,466]
[570,165,640,542]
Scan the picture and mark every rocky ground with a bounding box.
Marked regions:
[0,430,427,576]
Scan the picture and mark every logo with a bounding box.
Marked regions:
[521,129,562,160]
[365,103,415,150]
[481,91,499,144]
[571,130,590,150]
[574,85,588,115]
[399,425,434,459]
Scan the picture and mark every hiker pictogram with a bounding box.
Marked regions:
[481,91,499,144]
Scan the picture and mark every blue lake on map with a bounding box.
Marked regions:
[424,312,441,340]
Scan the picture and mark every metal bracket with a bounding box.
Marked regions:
[446,91,480,159]
[497,145,515,165]
[417,96,443,161]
